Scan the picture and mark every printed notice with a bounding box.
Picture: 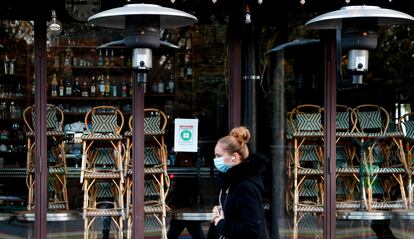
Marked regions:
[174,118,199,152]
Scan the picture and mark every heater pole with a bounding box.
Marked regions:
[132,71,146,238]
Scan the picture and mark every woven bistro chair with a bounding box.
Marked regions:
[365,142,406,210]
[23,104,68,211]
[289,104,324,224]
[124,108,170,239]
[396,112,414,207]
[354,104,404,139]
[81,106,125,239]
[353,104,406,210]
[335,105,360,207]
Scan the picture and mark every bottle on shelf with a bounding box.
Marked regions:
[64,47,72,67]
[51,73,58,97]
[127,56,132,67]
[0,102,9,119]
[129,76,133,96]
[110,78,117,97]
[185,53,193,81]
[16,83,24,97]
[168,74,175,94]
[99,75,105,96]
[65,78,72,96]
[3,55,9,74]
[158,79,164,94]
[152,80,158,93]
[72,77,81,97]
[104,49,110,67]
[59,79,65,97]
[98,50,104,66]
[90,75,96,97]
[9,58,15,75]
[105,74,110,97]
[82,80,89,97]
[110,49,115,66]
[121,79,128,97]
[54,55,60,68]
[120,54,125,67]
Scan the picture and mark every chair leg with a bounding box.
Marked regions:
[84,216,88,239]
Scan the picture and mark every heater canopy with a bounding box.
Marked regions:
[88,3,198,29]
[305,5,414,30]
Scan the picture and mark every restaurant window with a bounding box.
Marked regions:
[0,20,35,236]
[262,4,414,238]
[0,8,229,237]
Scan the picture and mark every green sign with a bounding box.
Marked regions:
[180,129,192,142]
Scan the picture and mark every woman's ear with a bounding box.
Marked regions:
[232,152,241,162]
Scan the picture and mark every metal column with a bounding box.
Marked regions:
[322,30,337,239]
[34,19,48,239]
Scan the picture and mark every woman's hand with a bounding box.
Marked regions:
[212,205,224,225]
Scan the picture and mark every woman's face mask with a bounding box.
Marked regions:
[214,156,232,173]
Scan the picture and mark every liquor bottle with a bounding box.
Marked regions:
[90,75,96,97]
[65,79,72,96]
[104,49,110,67]
[16,83,24,97]
[126,56,132,67]
[59,79,65,96]
[72,77,81,97]
[98,50,104,66]
[121,79,128,97]
[110,49,115,66]
[186,64,193,81]
[119,54,125,66]
[99,75,105,96]
[81,80,89,97]
[64,47,72,66]
[158,80,164,94]
[185,53,193,81]
[110,79,117,97]
[105,74,110,97]
[51,73,58,97]
[168,74,175,93]
[129,76,133,96]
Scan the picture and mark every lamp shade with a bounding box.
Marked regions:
[88,3,198,29]
[305,5,414,29]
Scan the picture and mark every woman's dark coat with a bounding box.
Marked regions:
[214,153,270,239]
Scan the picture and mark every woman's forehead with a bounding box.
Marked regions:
[215,143,226,154]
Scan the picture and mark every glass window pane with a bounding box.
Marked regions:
[0,20,35,237]
[41,18,228,238]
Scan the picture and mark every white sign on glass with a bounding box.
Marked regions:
[174,118,199,152]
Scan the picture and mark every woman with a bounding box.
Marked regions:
[210,126,269,239]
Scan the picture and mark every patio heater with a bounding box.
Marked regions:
[88,4,197,237]
[306,5,414,85]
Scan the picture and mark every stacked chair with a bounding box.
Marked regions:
[395,112,414,208]
[288,104,324,224]
[80,106,125,239]
[287,103,409,225]
[124,108,170,239]
[335,105,360,209]
[354,104,406,210]
[23,104,69,211]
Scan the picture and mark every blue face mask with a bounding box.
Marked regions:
[214,157,232,173]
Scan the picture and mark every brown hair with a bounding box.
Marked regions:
[217,126,251,161]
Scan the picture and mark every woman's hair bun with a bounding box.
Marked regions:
[229,126,251,145]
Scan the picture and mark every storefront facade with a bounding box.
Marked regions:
[1,0,414,238]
